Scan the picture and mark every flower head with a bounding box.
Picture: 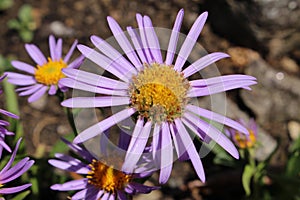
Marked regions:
[0,138,34,196]
[226,118,258,149]
[61,9,257,183]
[49,138,158,200]
[6,35,84,102]
[0,75,19,157]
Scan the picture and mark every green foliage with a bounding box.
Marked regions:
[11,190,31,200]
[242,164,255,196]
[286,135,300,177]
[0,0,13,11]
[7,4,36,42]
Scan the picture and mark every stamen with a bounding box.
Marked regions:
[129,63,190,123]
[34,58,67,85]
[87,159,131,193]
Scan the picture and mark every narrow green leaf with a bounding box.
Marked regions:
[11,190,31,200]
[242,164,255,196]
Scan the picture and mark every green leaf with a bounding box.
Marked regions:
[11,190,31,200]
[242,164,255,196]
[0,0,13,11]
[7,18,21,29]
[50,133,74,157]
[20,30,33,42]
[18,4,33,22]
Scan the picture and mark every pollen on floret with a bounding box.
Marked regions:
[34,58,67,85]
[87,159,132,193]
[233,129,256,149]
[129,63,190,123]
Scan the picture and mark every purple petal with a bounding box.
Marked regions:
[174,119,206,182]
[64,39,78,63]
[187,80,257,97]
[48,85,57,95]
[0,109,18,119]
[159,122,173,184]
[165,9,184,65]
[77,44,129,82]
[25,44,47,66]
[123,119,151,173]
[28,86,48,103]
[0,158,30,180]
[127,182,159,194]
[11,61,36,74]
[5,72,36,86]
[190,75,257,87]
[55,38,63,60]
[49,35,57,61]
[117,190,127,200]
[19,84,44,96]
[136,13,153,62]
[62,68,128,90]
[107,17,142,69]
[61,96,129,108]
[0,138,22,175]
[182,52,230,78]
[0,184,32,194]
[0,160,34,184]
[143,16,163,63]
[0,140,12,153]
[48,159,89,174]
[51,179,88,191]
[152,123,161,166]
[185,104,249,135]
[59,78,128,96]
[67,55,84,69]
[73,108,136,144]
[71,189,87,200]
[91,35,138,76]
[184,112,239,159]
[174,12,208,71]
[127,26,148,66]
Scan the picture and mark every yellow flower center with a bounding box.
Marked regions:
[234,129,256,149]
[129,63,190,123]
[34,58,67,85]
[87,159,132,193]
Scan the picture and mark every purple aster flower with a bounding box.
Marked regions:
[60,9,257,183]
[5,35,84,103]
[49,138,158,200]
[0,138,34,195]
[0,75,19,157]
[226,118,258,149]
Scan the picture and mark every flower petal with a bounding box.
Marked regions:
[64,39,78,63]
[165,9,184,65]
[182,52,230,78]
[143,15,163,64]
[11,61,35,74]
[59,77,128,96]
[185,104,249,135]
[62,68,128,90]
[91,35,137,76]
[184,112,239,159]
[0,184,32,194]
[174,12,208,71]
[28,86,48,103]
[51,179,88,191]
[25,44,47,66]
[77,44,129,82]
[73,108,136,144]
[61,96,130,108]
[123,119,151,173]
[174,119,205,182]
[107,16,142,69]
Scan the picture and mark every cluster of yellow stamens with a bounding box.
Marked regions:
[34,58,67,85]
[87,159,132,193]
[233,129,256,149]
[129,63,190,123]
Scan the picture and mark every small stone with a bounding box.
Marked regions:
[49,21,74,37]
[280,56,299,73]
[288,121,300,141]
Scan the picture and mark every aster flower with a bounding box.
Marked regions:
[5,35,84,103]
[0,75,19,157]
[226,118,258,149]
[60,9,257,183]
[49,138,158,200]
[0,138,34,196]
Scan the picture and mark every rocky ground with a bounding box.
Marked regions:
[0,0,299,199]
